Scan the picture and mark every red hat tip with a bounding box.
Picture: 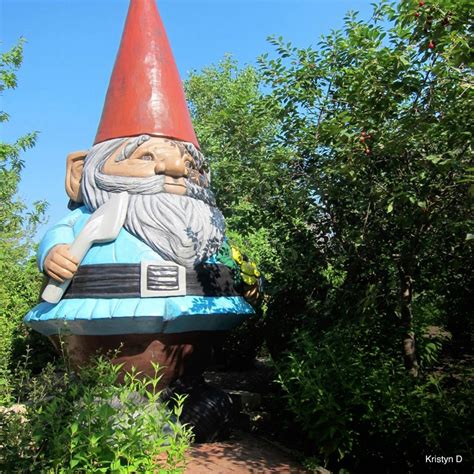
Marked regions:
[94,0,199,149]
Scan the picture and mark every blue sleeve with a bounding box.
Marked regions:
[37,207,88,272]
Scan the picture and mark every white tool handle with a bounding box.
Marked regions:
[40,192,129,304]
[41,231,92,304]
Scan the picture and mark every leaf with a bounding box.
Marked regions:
[426,155,443,164]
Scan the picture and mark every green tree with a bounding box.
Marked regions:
[0,39,46,399]
[255,0,473,468]
[186,55,325,298]
[187,56,293,281]
[258,0,473,374]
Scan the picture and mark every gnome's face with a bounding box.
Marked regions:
[102,136,209,194]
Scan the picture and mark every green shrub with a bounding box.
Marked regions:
[1,39,50,397]
[275,322,473,471]
[0,351,193,473]
[213,314,265,370]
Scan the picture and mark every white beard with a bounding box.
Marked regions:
[81,138,225,268]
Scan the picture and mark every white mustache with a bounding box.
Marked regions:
[94,171,216,207]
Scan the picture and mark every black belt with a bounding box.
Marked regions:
[63,263,241,299]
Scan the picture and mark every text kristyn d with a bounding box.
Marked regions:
[425,455,463,465]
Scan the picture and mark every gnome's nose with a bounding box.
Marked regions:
[155,156,186,178]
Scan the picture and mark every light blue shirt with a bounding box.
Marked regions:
[25,206,254,336]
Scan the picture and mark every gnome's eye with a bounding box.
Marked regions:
[140,155,154,161]
[185,159,196,171]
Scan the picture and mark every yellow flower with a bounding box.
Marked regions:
[231,245,244,265]
[230,244,261,287]
[242,273,257,286]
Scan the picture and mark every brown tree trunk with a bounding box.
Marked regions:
[399,267,419,377]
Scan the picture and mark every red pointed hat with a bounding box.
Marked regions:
[94,0,199,148]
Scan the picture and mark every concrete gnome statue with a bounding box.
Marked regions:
[24,0,261,442]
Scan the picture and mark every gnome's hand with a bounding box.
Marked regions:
[231,245,262,307]
[44,244,79,283]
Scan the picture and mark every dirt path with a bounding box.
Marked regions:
[185,430,308,473]
[181,360,323,473]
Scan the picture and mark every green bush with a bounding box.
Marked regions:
[275,322,473,471]
[1,38,50,398]
[0,351,193,473]
[213,314,265,370]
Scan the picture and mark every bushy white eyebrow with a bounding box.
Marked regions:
[115,134,150,162]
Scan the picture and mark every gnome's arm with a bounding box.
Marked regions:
[37,207,88,278]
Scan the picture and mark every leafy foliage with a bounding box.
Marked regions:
[276,323,473,470]
[258,0,472,341]
[0,39,48,398]
[186,56,310,285]
[261,0,473,468]
[0,352,192,472]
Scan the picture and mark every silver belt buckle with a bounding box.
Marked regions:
[140,260,186,297]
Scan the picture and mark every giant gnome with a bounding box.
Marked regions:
[24,0,260,435]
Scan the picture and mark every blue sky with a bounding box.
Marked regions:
[2,0,373,237]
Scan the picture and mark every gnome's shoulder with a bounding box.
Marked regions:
[53,205,91,229]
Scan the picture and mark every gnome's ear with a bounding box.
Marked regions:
[65,150,88,203]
